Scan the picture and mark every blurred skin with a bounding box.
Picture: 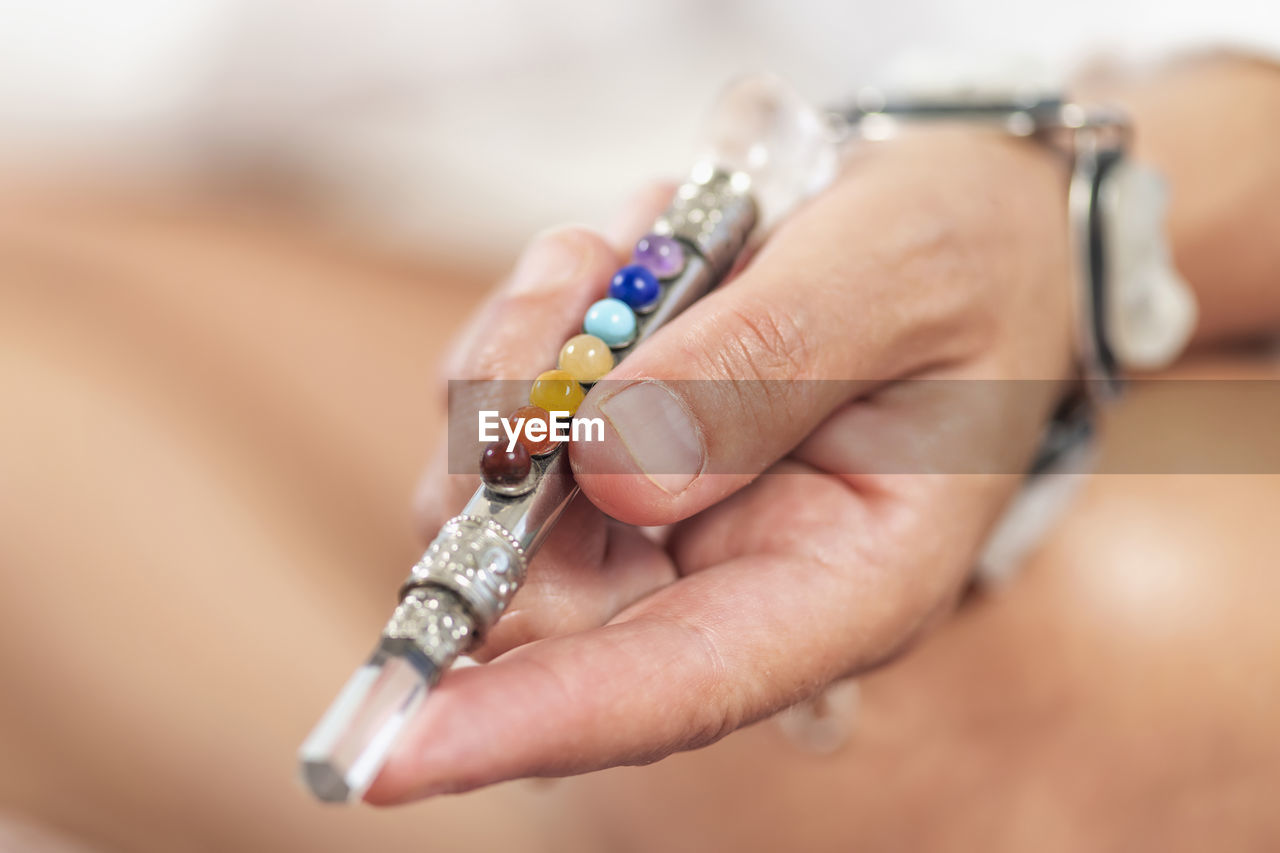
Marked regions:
[0,56,1278,852]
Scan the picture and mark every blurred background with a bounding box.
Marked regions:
[3,0,1274,262]
[2,1,1279,851]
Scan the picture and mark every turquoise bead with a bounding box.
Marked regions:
[584,298,637,348]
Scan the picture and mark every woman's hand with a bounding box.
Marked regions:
[367,128,1074,803]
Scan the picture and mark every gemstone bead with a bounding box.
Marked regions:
[608,264,662,312]
[510,405,557,455]
[633,233,686,280]
[530,369,585,416]
[583,298,637,348]
[558,333,615,384]
[480,441,531,489]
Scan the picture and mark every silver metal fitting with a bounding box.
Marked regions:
[382,586,476,670]
[653,167,758,278]
[400,515,528,635]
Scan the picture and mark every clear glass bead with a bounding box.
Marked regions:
[694,73,837,224]
[776,679,861,755]
[1102,159,1196,369]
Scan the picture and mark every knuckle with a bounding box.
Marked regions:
[455,291,569,381]
[667,616,745,752]
[466,302,541,380]
[683,299,816,433]
[433,301,528,384]
[718,299,813,381]
[611,614,743,769]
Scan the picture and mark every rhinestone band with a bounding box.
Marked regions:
[653,168,757,276]
[402,515,528,630]
[382,587,475,666]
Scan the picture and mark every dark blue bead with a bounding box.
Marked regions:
[608,264,662,312]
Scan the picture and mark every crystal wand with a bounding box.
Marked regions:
[298,75,834,802]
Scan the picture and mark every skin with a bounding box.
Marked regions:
[370,55,1280,804]
[0,56,1277,851]
[382,129,1073,800]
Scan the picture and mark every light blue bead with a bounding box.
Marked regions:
[584,298,637,348]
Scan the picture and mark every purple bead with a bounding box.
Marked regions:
[609,264,662,313]
[632,233,686,280]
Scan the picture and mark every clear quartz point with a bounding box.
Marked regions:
[695,72,837,224]
[1101,159,1196,369]
[298,643,435,803]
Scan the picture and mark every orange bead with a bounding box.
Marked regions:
[510,405,557,456]
[530,369,584,417]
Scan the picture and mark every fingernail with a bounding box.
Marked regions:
[508,231,586,294]
[600,381,704,494]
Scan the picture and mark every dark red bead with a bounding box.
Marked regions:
[480,441,531,487]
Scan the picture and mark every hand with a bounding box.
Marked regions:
[368,129,1074,803]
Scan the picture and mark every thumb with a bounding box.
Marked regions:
[568,178,926,525]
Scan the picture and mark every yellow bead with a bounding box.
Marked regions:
[558,334,615,383]
[530,369,584,416]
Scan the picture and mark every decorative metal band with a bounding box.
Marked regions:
[653,167,757,277]
[450,513,528,560]
[401,514,528,631]
[382,587,475,667]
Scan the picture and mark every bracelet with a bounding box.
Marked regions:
[829,89,1197,578]
[832,90,1197,396]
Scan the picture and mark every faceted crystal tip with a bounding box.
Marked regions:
[300,759,358,804]
[297,643,437,804]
